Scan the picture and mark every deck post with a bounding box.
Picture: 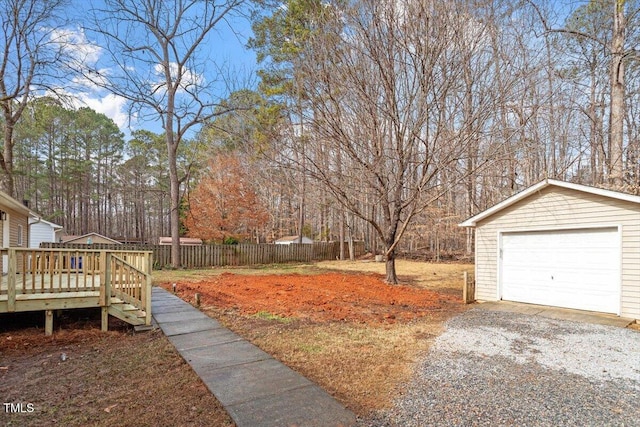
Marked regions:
[99,252,112,332]
[45,310,53,336]
[7,249,16,312]
[101,307,109,332]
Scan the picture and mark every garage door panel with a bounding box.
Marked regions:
[501,228,620,314]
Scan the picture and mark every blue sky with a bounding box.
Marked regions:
[59,1,258,138]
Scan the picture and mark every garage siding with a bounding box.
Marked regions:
[475,186,640,319]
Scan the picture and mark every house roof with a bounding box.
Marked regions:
[28,214,63,229]
[158,237,203,245]
[61,232,122,244]
[459,178,640,227]
[275,235,312,242]
[0,191,30,215]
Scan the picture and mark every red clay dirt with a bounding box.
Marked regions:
[162,272,460,324]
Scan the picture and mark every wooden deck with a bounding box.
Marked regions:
[0,248,153,335]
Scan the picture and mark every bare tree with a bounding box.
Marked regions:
[0,0,69,196]
[287,0,497,282]
[528,0,639,187]
[84,0,244,267]
[609,0,626,186]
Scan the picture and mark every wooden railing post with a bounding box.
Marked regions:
[99,252,112,307]
[145,253,152,325]
[7,249,16,312]
[101,252,112,331]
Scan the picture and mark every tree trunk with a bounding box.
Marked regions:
[167,138,181,268]
[609,0,626,187]
[339,208,345,260]
[1,119,15,196]
[385,249,398,284]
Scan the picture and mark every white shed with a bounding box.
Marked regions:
[460,179,640,320]
[28,216,63,248]
[275,235,313,245]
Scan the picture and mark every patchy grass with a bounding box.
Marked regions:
[252,311,293,323]
[2,260,472,425]
[316,259,474,290]
[159,260,472,414]
[216,309,449,413]
[0,312,233,427]
[152,263,321,285]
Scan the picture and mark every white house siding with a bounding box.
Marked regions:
[30,221,56,248]
[474,185,640,320]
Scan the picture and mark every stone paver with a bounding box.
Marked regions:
[169,328,242,351]
[152,287,355,427]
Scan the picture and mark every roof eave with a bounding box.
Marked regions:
[458,178,640,228]
[458,179,550,228]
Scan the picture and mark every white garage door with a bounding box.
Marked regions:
[500,227,620,314]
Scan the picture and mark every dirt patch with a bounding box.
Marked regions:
[164,271,460,325]
[1,261,470,424]
[0,311,233,427]
[159,263,470,413]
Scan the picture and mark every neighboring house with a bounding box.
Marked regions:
[158,237,203,246]
[61,233,122,245]
[459,178,640,321]
[29,215,63,248]
[275,235,313,245]
[0,191,31,274]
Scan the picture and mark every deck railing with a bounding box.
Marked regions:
[1,248,152,322]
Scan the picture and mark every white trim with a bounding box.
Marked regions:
[474,230,479,301]
[28,215,63,229]
[459,179,640,227]
[496,222,622,234]
[63,232,121,245]
[497,225,622,315]
[2,213,9,274]
[496,230,502,300]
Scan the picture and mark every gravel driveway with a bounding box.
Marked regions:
[358,309,640,426]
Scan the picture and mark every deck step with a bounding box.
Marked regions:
[119,303,140,312]
[108,304,146,326]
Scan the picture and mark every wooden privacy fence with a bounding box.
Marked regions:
[41,241,365,269]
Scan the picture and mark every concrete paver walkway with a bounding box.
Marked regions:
[152,287,355,427]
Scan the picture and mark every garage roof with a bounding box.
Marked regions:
[459,179,640,227]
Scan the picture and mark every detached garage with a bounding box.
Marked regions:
[460,179,640,320]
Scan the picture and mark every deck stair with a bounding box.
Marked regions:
[108,298,147,326]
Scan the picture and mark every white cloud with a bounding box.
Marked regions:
[49,26,102,66]
[43,86,133,133]
[75,92,131,129]
[153,62,204,92]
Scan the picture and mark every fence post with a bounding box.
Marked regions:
[463,271,475,304]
